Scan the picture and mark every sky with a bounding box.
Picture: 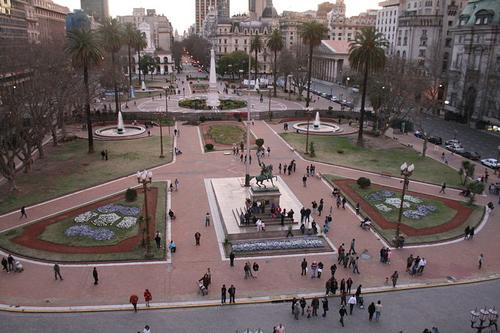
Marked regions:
[58,0,381,33]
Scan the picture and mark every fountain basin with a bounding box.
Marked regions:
[95,126,146,138]
[292,122,341,135]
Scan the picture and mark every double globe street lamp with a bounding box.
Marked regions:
[470,307,498,332]
[136,170,154,258]
[394,162,415,248]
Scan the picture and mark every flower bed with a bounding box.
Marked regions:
[74,211,98,223]
[64,225,115,241]
[91,213,121,227]
[368,190,437,220]
[116,217,138,229]
[96,204,140,217]
[231,237,324,253]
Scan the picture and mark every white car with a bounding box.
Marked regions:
[445,139,461,146]
[481,158,499,169]
[445,144,465,153]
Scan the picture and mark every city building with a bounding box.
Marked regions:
[117,8,174,75]
[317,2,335,19]
[0,0,29,48]
[327,0,377,41]
[217,0,230,19]
[195,0,216,34]
[444,0,500,125]
[376,0,400,55]
[312,39,350,84]
[26,0,69,43]
[441,0,468,71]
[66,9,94,31]
[80,0,108,23]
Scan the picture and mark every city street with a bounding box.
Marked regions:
[1,280,499,333]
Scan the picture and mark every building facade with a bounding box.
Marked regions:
[327,0,377,41]
[195,0,216,34]
[312,40,350,83]
[27,0,69,43]
[0,0,29,48]
[376,0,400,55]
[445,0,500,124]
[80,0,108,23]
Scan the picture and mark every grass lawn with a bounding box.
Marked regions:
[282,133,462,187]
[0,137,172,214]
[208,124,246,145]
[0,183,167,262]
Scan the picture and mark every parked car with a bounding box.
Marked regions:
[481,158,499,169]
[445,144,465,153]
[459,151,481,161]
[414,130,424,139]
[428,136,443,145]
[445,139,461,146]
[330,96,338,102]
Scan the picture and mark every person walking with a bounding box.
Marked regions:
[130,294,139,312]
[1,257,8,272]
[391,271,399,287]
[92,267,99,285]
[375,300,383,321]
[464,226,470,240]
[143,325,151,333]
[300,297,307,316]
[349,239,356,254]
[322,297,329,317]
[293,303,300,320]
[368,302,376,321]
[154,232,161,249]
[301,258,308,276]
[347,294,357,315]
[205,213,211,227]
[346,277,353,294]
[221,284,227,304]
[53,263,63,281]
[194,232,201,246]
[440,182,446,194]
[302,175,307,187]
[7,255,14,272]
[311,297,319,317]
[228,284,236,304]
[20,206,27,219]
[144,289,152,307]
[229,251,235,267]
[478,254,484,269]
[339,305,347,327]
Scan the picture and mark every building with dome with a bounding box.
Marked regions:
[444,0,500,125]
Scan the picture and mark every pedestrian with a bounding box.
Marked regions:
[355,203,360,215]
[322,297,329,317]
[144,289,152,307]
[101,150,105,160]
[391,271,399,287]
[278,163,282,174]
[205,212,211,227]
[406,254,414,272]
[469,226,475,239]
[53,263,63,281]
[105,150,108,161]
[130,294,139,312]
[1,257,8,272]
[350,238,356,254]
[301,258,307,276]
[174,178,179,191]
[154,231,161,249]
[439,182,446,194]
[339,305,347,327]
[348,294,357,315]
[342,197,347,209]
[311,297,319,317]
[229,251,235,267]
[300,297,307,315]
[375,300,382,321]
[317,261,324,278]
[228,284,236,303]
[464,226,470,240]
[143,325,151,333]
[252,262,259,277]
[353,257,360,274]
[195,232,201,245]
[20,206,27,219]
[291,297,298,314]
[478,253,484,269]
[346,277,353,294]
[306,305,312,318]
[293,302,300,320]
[221,284,227,304]
[368,302,376,321]
[169,240,176,253]
[7,254,14,272]
[92,267,99,285]
[302,175,307,187]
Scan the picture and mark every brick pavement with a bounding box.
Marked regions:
[0,120,498,308]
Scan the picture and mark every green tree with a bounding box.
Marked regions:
[123,23,137,97]
[140,54,157,79]
[250,34,263,82]
[267,29,284,97]
[300,21,328,108]
[459,160,476,185]
[349,27,388,145]
[65,29,103,153]
[172,40,183,73]
[133,30,148,83]
[278,48,296,93]
[467,181,485,204]
[98,18,123,113]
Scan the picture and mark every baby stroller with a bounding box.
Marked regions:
[14,260,24,273]
[197,281,208,296]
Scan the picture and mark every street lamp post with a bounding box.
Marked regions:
[244,49,252,187]
[136,170,154,258]
[470,307,498,332]
[287,74,293,100]
[305,107,313,154]
[395,162,415,248]
[268,86,272,121]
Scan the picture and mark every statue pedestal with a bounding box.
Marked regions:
[249,186,281,207]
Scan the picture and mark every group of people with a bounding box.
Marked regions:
[278,159,297,176]
[1,254,23,273]
[406,255,427,276]
[291,296,329,319]
[337,242,361,274]
[129,289,152,312]
[244,261,259,279]
[379,247,392,264]
[464,225,475,240]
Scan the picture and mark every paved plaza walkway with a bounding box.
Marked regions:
[0,114,498,310]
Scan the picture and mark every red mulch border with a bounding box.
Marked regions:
[199,121,254,150]
[10,188,158,254]
[335,179,473,237]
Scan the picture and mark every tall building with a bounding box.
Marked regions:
[375,0,399,55]
[327,1,377,42]
[80,0,108,23]
[0,0,29,48]
[217,0,230,19]
[195,0,216,34]
[445,0,500,125]
[248,0,266,19]
[27,0,69,43]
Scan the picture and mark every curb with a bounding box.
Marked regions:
[1,274,499,314]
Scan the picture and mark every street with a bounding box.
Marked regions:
[2,279,499,333]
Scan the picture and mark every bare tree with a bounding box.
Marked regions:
[291,45,309,101]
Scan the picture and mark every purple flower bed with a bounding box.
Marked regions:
[368,190,396,202]
[96,204,140,217]
[403,205,437,220]
[231,237,324,253]
[64,225,115,241]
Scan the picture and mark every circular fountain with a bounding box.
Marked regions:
[95,111,146,139]
[293,112,341,135]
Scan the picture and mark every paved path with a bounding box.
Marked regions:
[0,118,498,309]
[1,279,499,332]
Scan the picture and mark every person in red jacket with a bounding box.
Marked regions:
[130,294,139,312]
[144,289,152,307]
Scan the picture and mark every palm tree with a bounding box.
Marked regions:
[123,23,137,98]
[349,27,388,145]
[98,18,123,113]
[250,34,263,83]
[267,29,284,97]
[133,30,148,84]
[66,29,103,153]
[300,21,328,108]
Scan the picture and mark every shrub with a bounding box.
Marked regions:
[125,188,138,202]
[255,138,264,149]
[199,115,207,123]
[357,177,371,189]
[205,143,214,151]
[309,142,316,157]
[337,149,344,154]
